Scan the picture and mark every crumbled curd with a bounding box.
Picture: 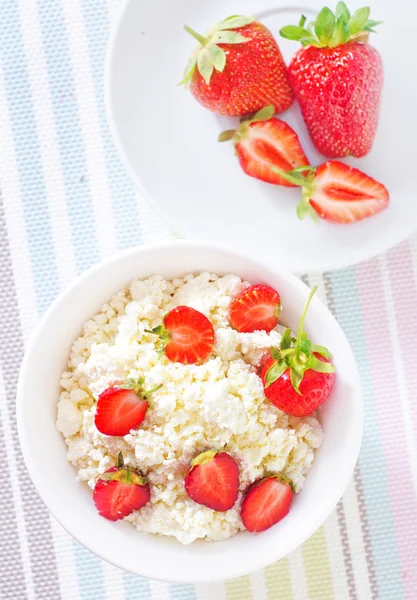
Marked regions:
[57,273,323,544]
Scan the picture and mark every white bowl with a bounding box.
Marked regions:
[17,241,362,583]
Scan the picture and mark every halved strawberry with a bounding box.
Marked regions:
[148,306,214,364]
[218,105,309,186]
[93,453,150,521]
[230,284,281,333]
[241,475,293,533]
[185,450,239,511]
[273,160,389,224]
[95,380,152,436]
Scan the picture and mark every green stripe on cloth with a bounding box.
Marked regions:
[264,559,293,600]
[225,575,253,600]
[302,527,334,600]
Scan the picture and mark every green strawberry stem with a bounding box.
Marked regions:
[120,376,162,399]
[250,105,275,122]
[218,130,236,142]
[295,286,317,360]
[271,166,320,223]
[183,25,209,46]
[271,166,310,186]
[280,3,382,48]
[218,105,275,144]
[142,384,163,399]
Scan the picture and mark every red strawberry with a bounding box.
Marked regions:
[262,353,335,417]
[261,286,336,417]
[218,105,309,186]
[230,284,281,333]
[95,377,161,436]
[184,450,239,511]
[181,15,293,117]
[241,475,293,532]
[93,453,150,521]
[148,306,214,364]
[280,5,383,157]
[273,161,389,224]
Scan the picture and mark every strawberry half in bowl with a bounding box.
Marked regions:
[17,241,363,583]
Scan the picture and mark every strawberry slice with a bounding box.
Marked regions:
[309,161,389,223]
[93,453,150,521]
[185,450,240,511]
[273,160,389,224]
[149,305,215,364]
[230,284,281,333]
[241,475,293,533]
[219,105,309,186]
[95,386,148,436]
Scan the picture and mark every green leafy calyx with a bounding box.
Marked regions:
[217,105,275,145]
[191,450,217,467]
[101,453,147,486]
[279,3,382,48]
[270,165,321,223]
[119,376,162,399]
[180,15,255,86]
[254,473,296,493]
[264,286,335,394]
[145,322,171,358]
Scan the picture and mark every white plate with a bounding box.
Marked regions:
[106,0,417,273]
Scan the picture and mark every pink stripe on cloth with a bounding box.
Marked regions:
[387,241,417,452]
[386,241,417,597]
[356,255,417,599]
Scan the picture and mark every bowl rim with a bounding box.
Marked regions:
[17,239,363,582]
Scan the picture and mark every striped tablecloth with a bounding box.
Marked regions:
[1,1,416,599]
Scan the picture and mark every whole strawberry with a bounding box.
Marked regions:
[181,15,294,117]
[261,286,336,417]
[280,3,383,158]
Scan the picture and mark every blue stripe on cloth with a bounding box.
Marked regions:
[37,0,100,273]
[123,572,151,599]
[0,0,60,314]
[36,0,105,590]
[73,541,106,600]
[330,268,405,600]
[81,0,142,250]
[170,584,197,599]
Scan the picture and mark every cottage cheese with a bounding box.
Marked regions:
[57,273,323,544]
